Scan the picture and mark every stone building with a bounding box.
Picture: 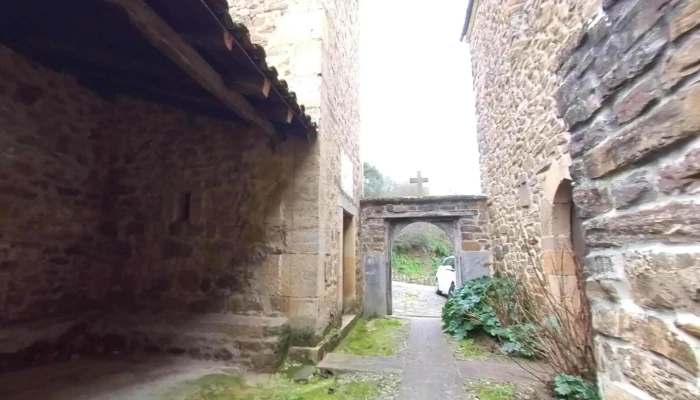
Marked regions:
[0,0,359,386]
[464,0,700,398]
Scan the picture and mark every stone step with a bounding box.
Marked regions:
[93,313,288,339]
[89,313,289,371]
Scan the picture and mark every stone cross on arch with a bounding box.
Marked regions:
[409,171,429,197]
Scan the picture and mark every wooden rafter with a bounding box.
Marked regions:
[108,0,276,135]
[225,74,271,99]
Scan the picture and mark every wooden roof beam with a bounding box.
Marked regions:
[263,103,293,124]
[108,0,275,136]
[225,74,271,99]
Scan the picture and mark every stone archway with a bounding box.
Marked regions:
[387,219,457,314]
[360,195,491,317]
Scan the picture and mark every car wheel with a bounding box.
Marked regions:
[435,278,441,295]
[448,283,455,298]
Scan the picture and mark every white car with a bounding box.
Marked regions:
[435,256,456,297]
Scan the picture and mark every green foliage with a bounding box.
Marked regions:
[363,162,395,198]
[391,250,425,276]
[431,241,451,257]
[160,372,378,400]
[455,338,487,358]
[441,276,537,357]
[393,222,451,253]
[553,375,600,400]
[430,256,444,276]
[335,318,404,356]
[392,222,452,278]
[473,382,516,400]
[441,277,502,340]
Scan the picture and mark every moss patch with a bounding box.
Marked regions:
[455,338,487,358]
[473,382,516,400]
[160,372,378,400]
[334,318,405,356]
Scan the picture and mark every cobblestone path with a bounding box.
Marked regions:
[392,281,446,317]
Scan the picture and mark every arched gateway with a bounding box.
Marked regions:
[360,195,491,316]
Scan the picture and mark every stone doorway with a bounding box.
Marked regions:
[341,212,357,313]
[389,221,453,317]
[361,196,491,317]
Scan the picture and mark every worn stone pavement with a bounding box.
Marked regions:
[320,317,540,400]
[392,281,446,317]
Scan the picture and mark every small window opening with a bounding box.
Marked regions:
[178,192,192,222]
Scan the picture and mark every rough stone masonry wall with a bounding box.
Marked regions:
[228,0,362,345]
[317,0,362,336]
[0,45,115,337]
[0,42,316,361]
[101,97,304,318]
[469,0,600,277]
[555,0,700,398]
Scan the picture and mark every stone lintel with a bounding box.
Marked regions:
[365,211,476,220]
[360,194,487,206]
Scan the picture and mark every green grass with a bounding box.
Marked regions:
[334,318,404,356]
[473,382,516,400]
[456,338,487,358]
[159,372,378,400]
[391,251,424,276]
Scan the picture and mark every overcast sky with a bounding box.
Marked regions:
[359,0,481,195]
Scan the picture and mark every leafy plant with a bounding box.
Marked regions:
[441,277,503,340]
[431,241,451,257]
[441,276,540,357]
[553,374,600,400]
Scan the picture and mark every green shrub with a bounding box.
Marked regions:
[553,374,600,400]
[441,276,537,356]
[441,277,502,340]
[391,251,424,276]
[431,241,451,257]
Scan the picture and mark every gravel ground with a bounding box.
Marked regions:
[338,371,402,400]
[391,317,411,356]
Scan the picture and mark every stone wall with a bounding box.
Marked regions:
[555,0,700,398]
[102,98,306,317]
[392,273,435,287]
[228,0,362,345]
[360,196,490,316]
[0,42,317,360]
[0,45,114,329]
[469,0,600,278]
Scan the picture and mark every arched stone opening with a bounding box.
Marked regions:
[360,196,491,317]
[542,179,583,312]
[389,221,455,316]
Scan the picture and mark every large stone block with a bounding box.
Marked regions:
[624,251,700,313]
[662,32,700,89]
[600,382,645,400]
[572,183,613,218]
[609,170,653,209]
[459,251,491,283]
[584,83,700,178]
[669,0,700,40]
[585,202,700,246]
[619,347,698,400]
[612,76,657,123]
[363,251,387,317]
[658,147,700,194]
[591,305,698,373]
